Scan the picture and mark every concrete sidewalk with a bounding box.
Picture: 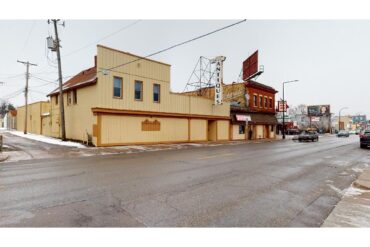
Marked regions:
[0,129,284,163]
[322,165,370,227]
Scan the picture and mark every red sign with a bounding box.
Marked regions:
[243,50,258,80]
[278,101,288,112]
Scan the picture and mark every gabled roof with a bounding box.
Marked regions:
[48,66,97,96]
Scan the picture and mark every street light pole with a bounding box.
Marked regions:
[282,80,299,139]
[338,107,348,131]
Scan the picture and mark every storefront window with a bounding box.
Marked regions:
[239,124,245,134]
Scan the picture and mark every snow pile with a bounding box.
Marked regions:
[6,130,86,148]
[344,186,368,197]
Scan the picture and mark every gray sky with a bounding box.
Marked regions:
[0,20,369,117]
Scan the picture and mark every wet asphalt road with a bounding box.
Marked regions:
[1,135,369,227]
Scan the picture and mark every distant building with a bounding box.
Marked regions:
[4,110,17,130]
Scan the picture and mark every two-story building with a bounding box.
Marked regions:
[183,80,278,140]
[242,81,278,139]
[43,45,230,146]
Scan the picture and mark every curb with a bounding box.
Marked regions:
[353,167,370,190]
[353,181,370,190]
[0,154,9,162]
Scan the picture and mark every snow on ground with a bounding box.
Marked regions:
[5,130,86,148]
[344,186,369,197]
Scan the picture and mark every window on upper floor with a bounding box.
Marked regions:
[135,80,143,101]
[253,95,257,107]
[73,89,77,104]
[55,95,58,105]
[113,76,123,98]
[153,83,160,103]
[264,96,268,108]
[67,91,72,105]
[259,96,263,108]
[269,98,273,108]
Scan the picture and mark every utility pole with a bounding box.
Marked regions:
[49,19,66,141]
[282,80,299,139]
[17,60,37,134]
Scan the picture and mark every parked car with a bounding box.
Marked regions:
[360,130,370,148]
[286,129,300,135]
[337,130,350,137]
[355,129,362,135]
[298,131,319,142]
[349,130,356,135]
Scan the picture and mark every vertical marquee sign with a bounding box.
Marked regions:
[211,56,226,105]
[215,59,222,105]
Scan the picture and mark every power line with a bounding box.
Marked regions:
[29,89,49,95]
[30,74,57,84]
[0,73,24,80]
[21,20,37,53]
[0,88,24,100]
[63,20,142,58]
[101,19,246,74]
[64,19,247,79]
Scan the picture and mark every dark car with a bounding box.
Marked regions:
[298,131,319,142]
[337,130,350,137]
[360,130,370,148]
[286,129,300,135]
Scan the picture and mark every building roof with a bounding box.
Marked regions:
[246,80,278,93]
[9,110,17,117]
[48,66,97,96]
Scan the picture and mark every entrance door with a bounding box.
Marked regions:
[207,120,217,141]
[264,125,270,139]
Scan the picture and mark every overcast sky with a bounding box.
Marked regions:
[0,20,369,117]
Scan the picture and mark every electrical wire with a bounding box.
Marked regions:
[0,88,24,100]
[0,73,25,80]
[63,20,142,58]
[63,19,246,79]
[103,19,246,73]
[21,20,37,53]
[30,75,57,84]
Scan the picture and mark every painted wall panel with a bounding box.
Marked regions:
[190,119,207,141]
[256,125,264,139]
[101,115,188,145]
[217,120,229,140]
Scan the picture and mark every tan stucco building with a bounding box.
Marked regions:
[16,101,51,135]
[36,45,230,146]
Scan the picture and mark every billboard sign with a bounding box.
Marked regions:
[352,115,367,123]
[307,105,330,116]
[242,50,258,80]
[278,101,288,112]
